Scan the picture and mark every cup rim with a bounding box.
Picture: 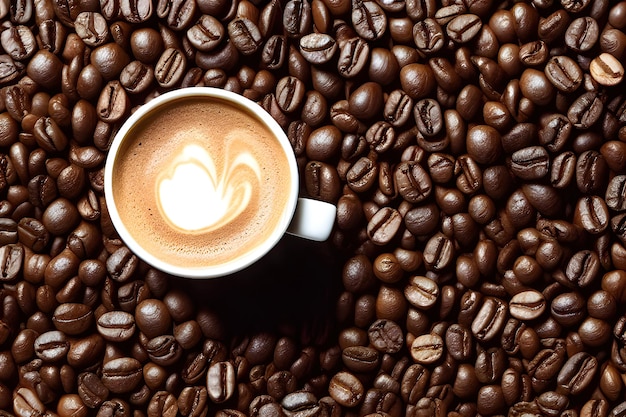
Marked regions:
[104,87,300,279]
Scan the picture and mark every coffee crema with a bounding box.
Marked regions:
[112,97,293,269]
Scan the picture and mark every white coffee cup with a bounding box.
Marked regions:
[104,87,336,279]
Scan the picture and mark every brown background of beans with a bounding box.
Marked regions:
[1,0,626,416]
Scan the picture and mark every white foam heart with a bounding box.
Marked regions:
[157,143,261,232]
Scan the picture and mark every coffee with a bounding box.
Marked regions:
[110,95,293,270]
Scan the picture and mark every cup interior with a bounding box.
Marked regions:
[104,87,300,278]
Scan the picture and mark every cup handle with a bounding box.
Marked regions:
[286,198,336,242]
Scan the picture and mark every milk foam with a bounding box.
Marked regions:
[156,143,261,232]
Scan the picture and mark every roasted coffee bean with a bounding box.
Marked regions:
[519,68,555,106]
[118,0,153,23]
[565,17,599,52]
[445,324,473,362]
[329,100,361,133]
[336,194,363,231]
[1,25,36,61]
[590,53,624,86]
[257,0,282,37]
[0,54,23,85]
[156,0,195,30]
[329,371,363,407]
[413,18,445,55]
[539,113,571,153]
[519,40,548,67]
[264,370,295,400]
[565,250,601,289]
[77,372,109,409]
[606,175,626,212]
[466,125,502,165]
[455,155,482,195]
[578,316,611,347]
[545,56,583,93]
[349,82,383,120]
[14,387,46,417]
[509,290,545,320]
[17,217,48,252]
[527,345,567,387]
[33,116,68,153]
[550,151,576,189]
[177,386,208,417]
[341,346,379,373]
[74,11,108,47]
[500,122,538,156]
[280,391,318,416]
[427,153,454,184]
[576,150,608,195]
[405,275,439,310]
[337,37,369,79]
[367,319,403,354]
[34,330,69,362]
[299,33,336,64]
[367,207,402,245]
[90,44,131,81]
[26,50,63,90]
[119,61,154,94]
[373,252,403,283]
[135,299,172,339]
[298,90,326,128]
[351,0,386,41]
[207,361,235,403]
[106,246,138,283]
[147,390,178,417]
[556,351,597,395]
[423,233,454,272]
[551,292,586,327]
[96,398,132,417]
[260,35,287,71]
[128,28,163,64]
[155,48,186,88]
[447,14,482,44]
[410,333,443,364]
[186,15,223,52]
[474,347,507,385]
[228,18,262,56]
[96,81,129,123]
[0,243,23,281]
[413,98,442,137]
[400,364,429,406]
[275,76,305,114]
[435,4,465,26]
[283,0,312,39]
[303,125,337,162]
[179,352,207,385]
[394,161,431,203]
[97,311,135,342]
[365,121,394,154]
[471,297,507,342]
[509,146,549,181]
[101,357,142,394]
[573,195,609,235]
[384,89,412,128]
[52,303,93,335]
[568,92,603,129]
[304,161,341,203]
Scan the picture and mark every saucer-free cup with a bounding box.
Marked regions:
[104,87,336,279]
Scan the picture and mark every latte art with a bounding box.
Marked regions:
[157,142,261,232]
[111,97,293,270]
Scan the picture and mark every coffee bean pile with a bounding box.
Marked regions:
[1,0,626,416]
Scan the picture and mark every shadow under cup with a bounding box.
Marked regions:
[104,87,300,279]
